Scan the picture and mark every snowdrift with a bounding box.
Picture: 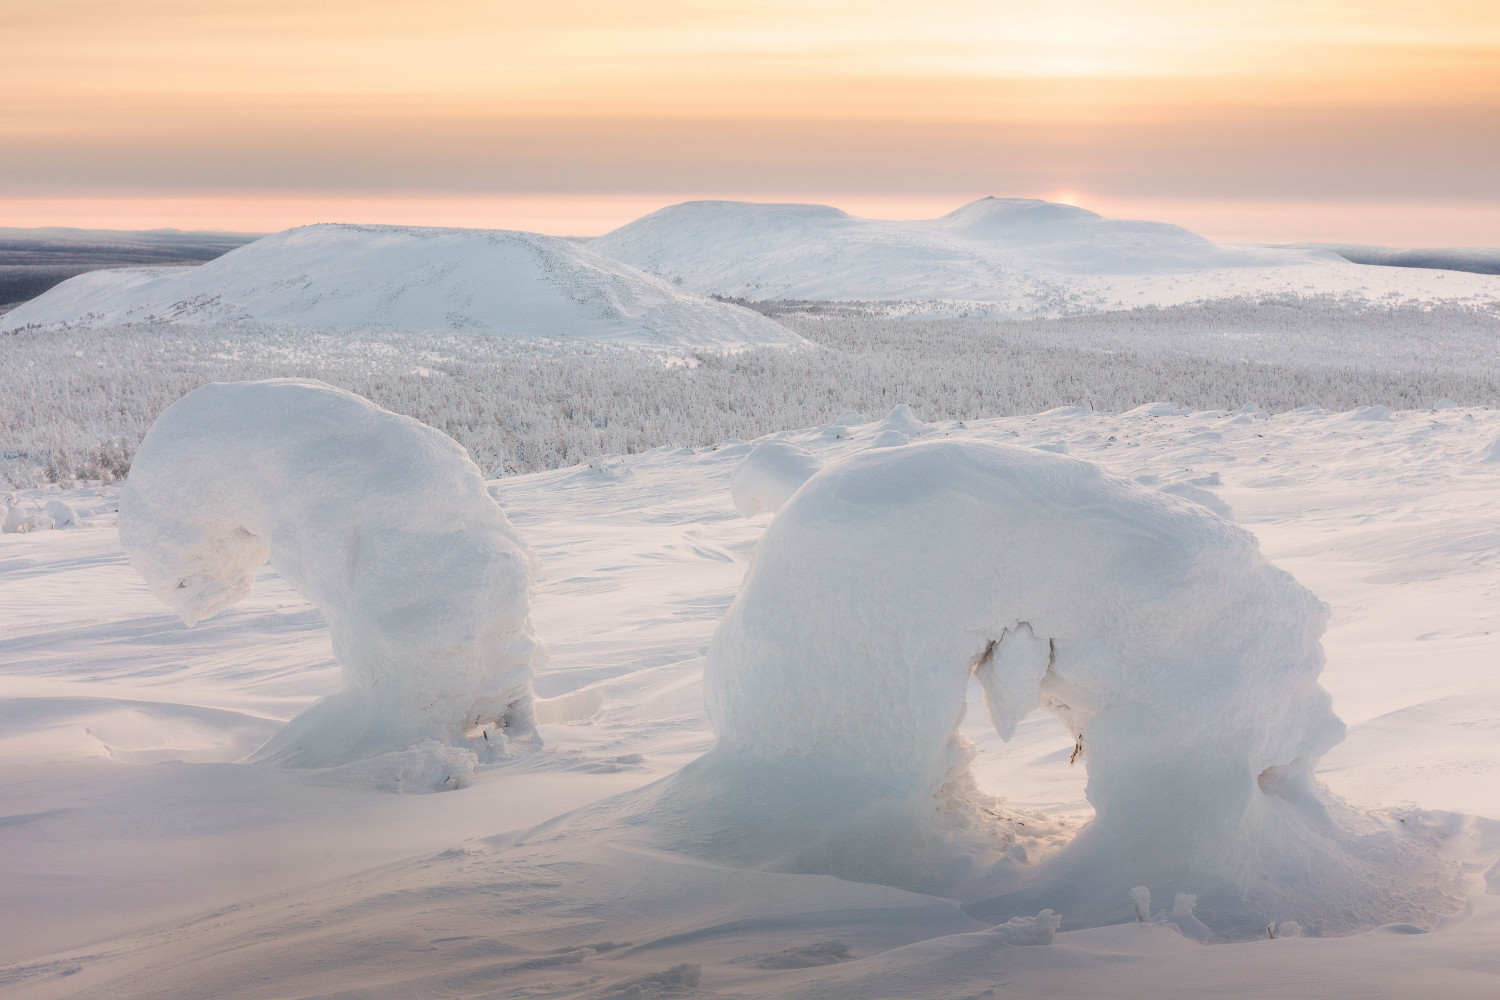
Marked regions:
[118,379,544,779]
[660,439,1467,935]
[590,198,1500,312]
[1,223,802,349]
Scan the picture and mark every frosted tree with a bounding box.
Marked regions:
[662,438,1465,936]
[119,379,545,779]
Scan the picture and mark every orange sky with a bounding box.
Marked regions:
[3,1,1498,243]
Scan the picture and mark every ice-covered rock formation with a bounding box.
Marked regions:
[665,439,1465,935]
[119,379,544,774]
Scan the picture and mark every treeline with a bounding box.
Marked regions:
[4,296,1498,487]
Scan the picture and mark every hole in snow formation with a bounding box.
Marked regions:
[959,676,1092,824]
[666,437,1470,936]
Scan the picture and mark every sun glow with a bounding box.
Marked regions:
[1046,191,1089,209]
[0,1,1496,241]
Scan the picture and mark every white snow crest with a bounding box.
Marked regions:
[118,379,546,771]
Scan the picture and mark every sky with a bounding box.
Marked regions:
[2,0,1498,243]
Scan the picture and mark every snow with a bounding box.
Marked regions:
[728,439,823,517]
[4,397,1500,996]
[41,500,77,528]
[10,291,1500,491]
[590,198,1500,313]
[2,503,53,533]
[685,437,1468,936]
[0,223,803,349]
[118,379,544,774]
[5,194,1499,994]
[1284,243,1500,276]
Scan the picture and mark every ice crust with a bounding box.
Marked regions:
[676,438,1464,934]
[118,379,544,771]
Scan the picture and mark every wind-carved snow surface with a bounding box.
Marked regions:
[663,439,1467,936]
[0,223,802,349]
[118,379,544,785]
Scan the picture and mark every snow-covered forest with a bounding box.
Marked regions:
[7,296,1498,487]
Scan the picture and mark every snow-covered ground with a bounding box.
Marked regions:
[0,224,798,349]
[4,401,1500,997]
[591,198,1500,313]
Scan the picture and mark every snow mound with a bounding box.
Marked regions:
[3,503,53,533]
[2,224,802,349]
[43,500,80,527]
[667,439,1465,935]
[729,440,824,517]
[118,379,545,770]
[875,403,927,436]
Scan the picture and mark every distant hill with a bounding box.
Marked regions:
[589,198,1500,314]
[1274,243,1500,276]
[1,223,802,349]
[589,197,1298,301]
[0,227,258,312]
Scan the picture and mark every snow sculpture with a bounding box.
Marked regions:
[678,439,1461,935]
[729,440,824,517]
[119,379,544,771]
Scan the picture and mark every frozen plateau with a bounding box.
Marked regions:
[3,198,1500,998]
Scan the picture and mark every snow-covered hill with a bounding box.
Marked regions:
[0,224,802,349]
[4,402,1500,996]
[590,198,1500,313]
